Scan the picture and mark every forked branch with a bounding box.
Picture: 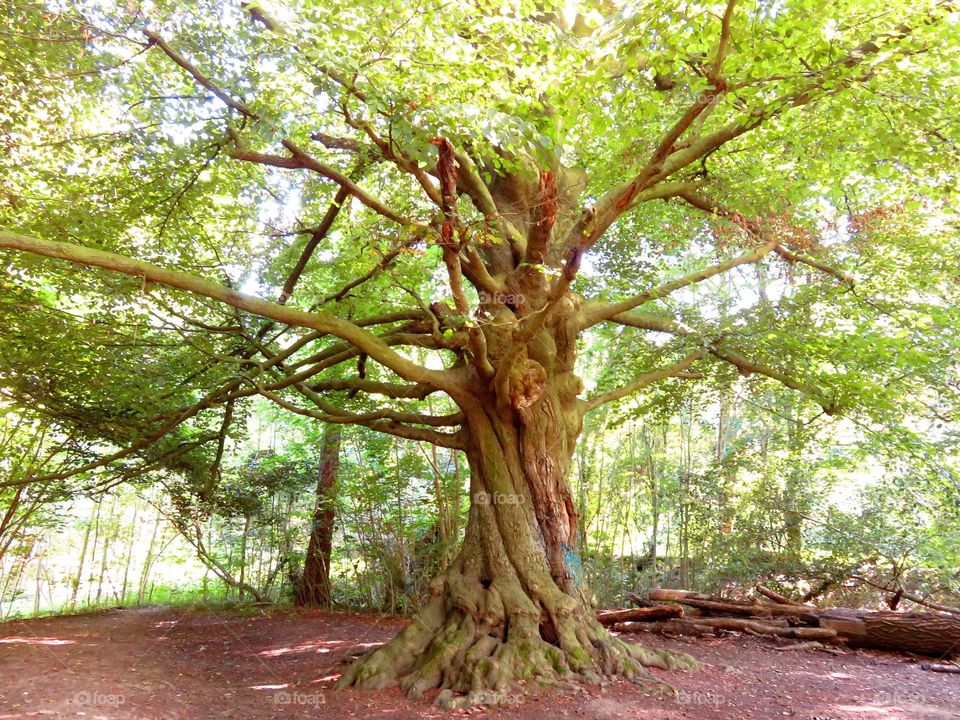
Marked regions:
[143,29,410,225]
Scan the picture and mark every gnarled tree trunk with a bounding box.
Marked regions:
[338,289,694,707]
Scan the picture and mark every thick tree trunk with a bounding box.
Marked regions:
[297,424,341,607]
[338,376,695,706]
[337,215,695,704]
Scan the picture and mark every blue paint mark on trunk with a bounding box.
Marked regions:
[561,544,582,587]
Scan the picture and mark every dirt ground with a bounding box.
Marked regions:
[0,606,958,720]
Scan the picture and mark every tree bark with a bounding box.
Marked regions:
[70,502,96,608]
[615,617,837,640]
[648,589,960,658]
[297,424,341,607]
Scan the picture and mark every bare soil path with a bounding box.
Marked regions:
[1,606,958,719]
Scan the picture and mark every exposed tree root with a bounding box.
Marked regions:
[336,401,697,709]
[336,570,697,709]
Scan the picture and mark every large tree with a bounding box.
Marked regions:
[2,0,958,707]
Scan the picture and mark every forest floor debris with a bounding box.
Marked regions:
[615,588,960,658]
[1,606,959,719]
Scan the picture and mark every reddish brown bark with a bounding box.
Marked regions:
[297,424,341,607]
[648,589,820,624]
[819,609,960,657]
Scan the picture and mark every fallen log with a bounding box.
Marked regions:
[920,663,960,674]
[688,617,837,640]
[648,589,820,624]
[756,584,794,605]
[613,617,836,640]
[596,604,683,625]
[612,619,715,636]
[647,588,960,657]
[819,609,960,658]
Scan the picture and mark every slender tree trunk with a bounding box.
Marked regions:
[95,496,117,604]
[298,424,341,606]
[717,394,735,535]
[85,500,104,606]
[138,512,160,605]
[783,401,806,562]
[679,411,692,588]
[70,501,96,608]
[238,514,251,590]
[649,430,661,565]
[119,499,141,603]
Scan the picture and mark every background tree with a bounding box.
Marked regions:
[296,423,340,606]
[1,0,959,708]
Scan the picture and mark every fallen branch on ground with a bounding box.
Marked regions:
[612,617,836,640]
[648,589,820,624]
[596,604,683,625]
[755,584,794,605]
[920,663,960,674]
[632,588,960,658]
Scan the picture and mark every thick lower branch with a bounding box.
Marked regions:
[0,230,456,391]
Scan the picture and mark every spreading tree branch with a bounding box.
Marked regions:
[560,3,948,280]
[605,310,841,415]
[0,230,455,391]
[678,190,855,286]
[143,29,411,225]
[582,349,707,411]
[278,186,351,304]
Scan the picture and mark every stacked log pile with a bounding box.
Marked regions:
[596,586,960,658]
